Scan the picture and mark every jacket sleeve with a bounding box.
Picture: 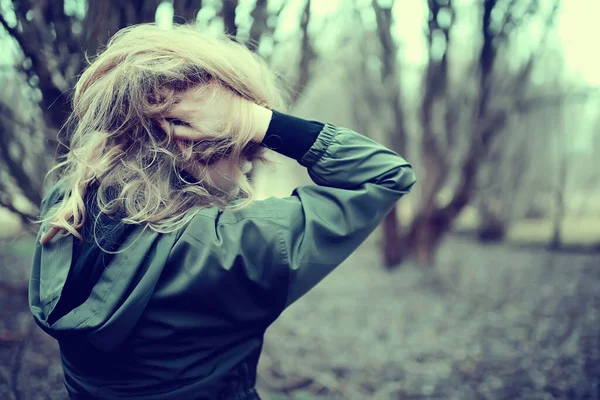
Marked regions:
[177,111,416,316]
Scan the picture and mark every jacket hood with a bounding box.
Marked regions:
[29,180,178,352]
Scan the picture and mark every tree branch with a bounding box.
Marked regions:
[289,0,315,104]
[372,0,395,78]
[419,0,454,212]
[248,0,268,50]
[437,84,593,221]
[0,105,43,206]
[0,190,35,224]
[514,88,600,112]
[437,0,561,224]
[173,0,202,23]
[0,106,37,132]
[372,0,407,154]
[221,0,238,37]
[0,6,71,131]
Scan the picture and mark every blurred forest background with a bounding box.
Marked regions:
[0,0,598,399]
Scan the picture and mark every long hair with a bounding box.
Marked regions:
[41,23,286,242]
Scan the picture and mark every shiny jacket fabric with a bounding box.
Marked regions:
[29,112,416,399]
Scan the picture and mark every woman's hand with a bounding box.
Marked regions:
[160,83,272,145]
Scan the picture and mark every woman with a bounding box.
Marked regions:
[30,24,416,399]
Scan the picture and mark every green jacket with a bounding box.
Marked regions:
[29,113,416,399]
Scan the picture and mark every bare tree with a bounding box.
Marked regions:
[408,0,563,265]
[365,0,564,266]
[370,0,409,266]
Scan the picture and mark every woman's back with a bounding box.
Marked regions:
[29,24,416,399]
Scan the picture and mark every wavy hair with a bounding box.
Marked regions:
[41,23,286,243]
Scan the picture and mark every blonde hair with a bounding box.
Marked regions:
[41,23,286,242]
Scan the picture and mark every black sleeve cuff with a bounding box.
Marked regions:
[260,110,325,161]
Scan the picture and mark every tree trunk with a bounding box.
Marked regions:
[412,210,454,267]
[476,199,506,242]
[382,205,403,267]
[173,0,202,23]
[550,135,567,249]
[384,211,451,268]
[221,0,238,37]
[248,0,268,48]
[550,190,564,249]
[413,221,437,267]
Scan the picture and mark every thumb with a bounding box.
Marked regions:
[161,119,203,141]
[171,124,202,141]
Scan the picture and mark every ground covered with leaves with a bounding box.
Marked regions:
[1,236,598,400]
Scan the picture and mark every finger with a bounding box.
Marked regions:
[163,107,187,120]
[163,99,196,120]
[159,120,172,137]
[40,226,61,245]
[164,84,217,120]
[170,124,201,141]
[160,119,201,144]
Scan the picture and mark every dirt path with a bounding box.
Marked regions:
[1,236,598,400]
[257,237,600,399]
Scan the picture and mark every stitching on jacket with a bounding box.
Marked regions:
[274,224,291,315]
[42,234,63,307]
